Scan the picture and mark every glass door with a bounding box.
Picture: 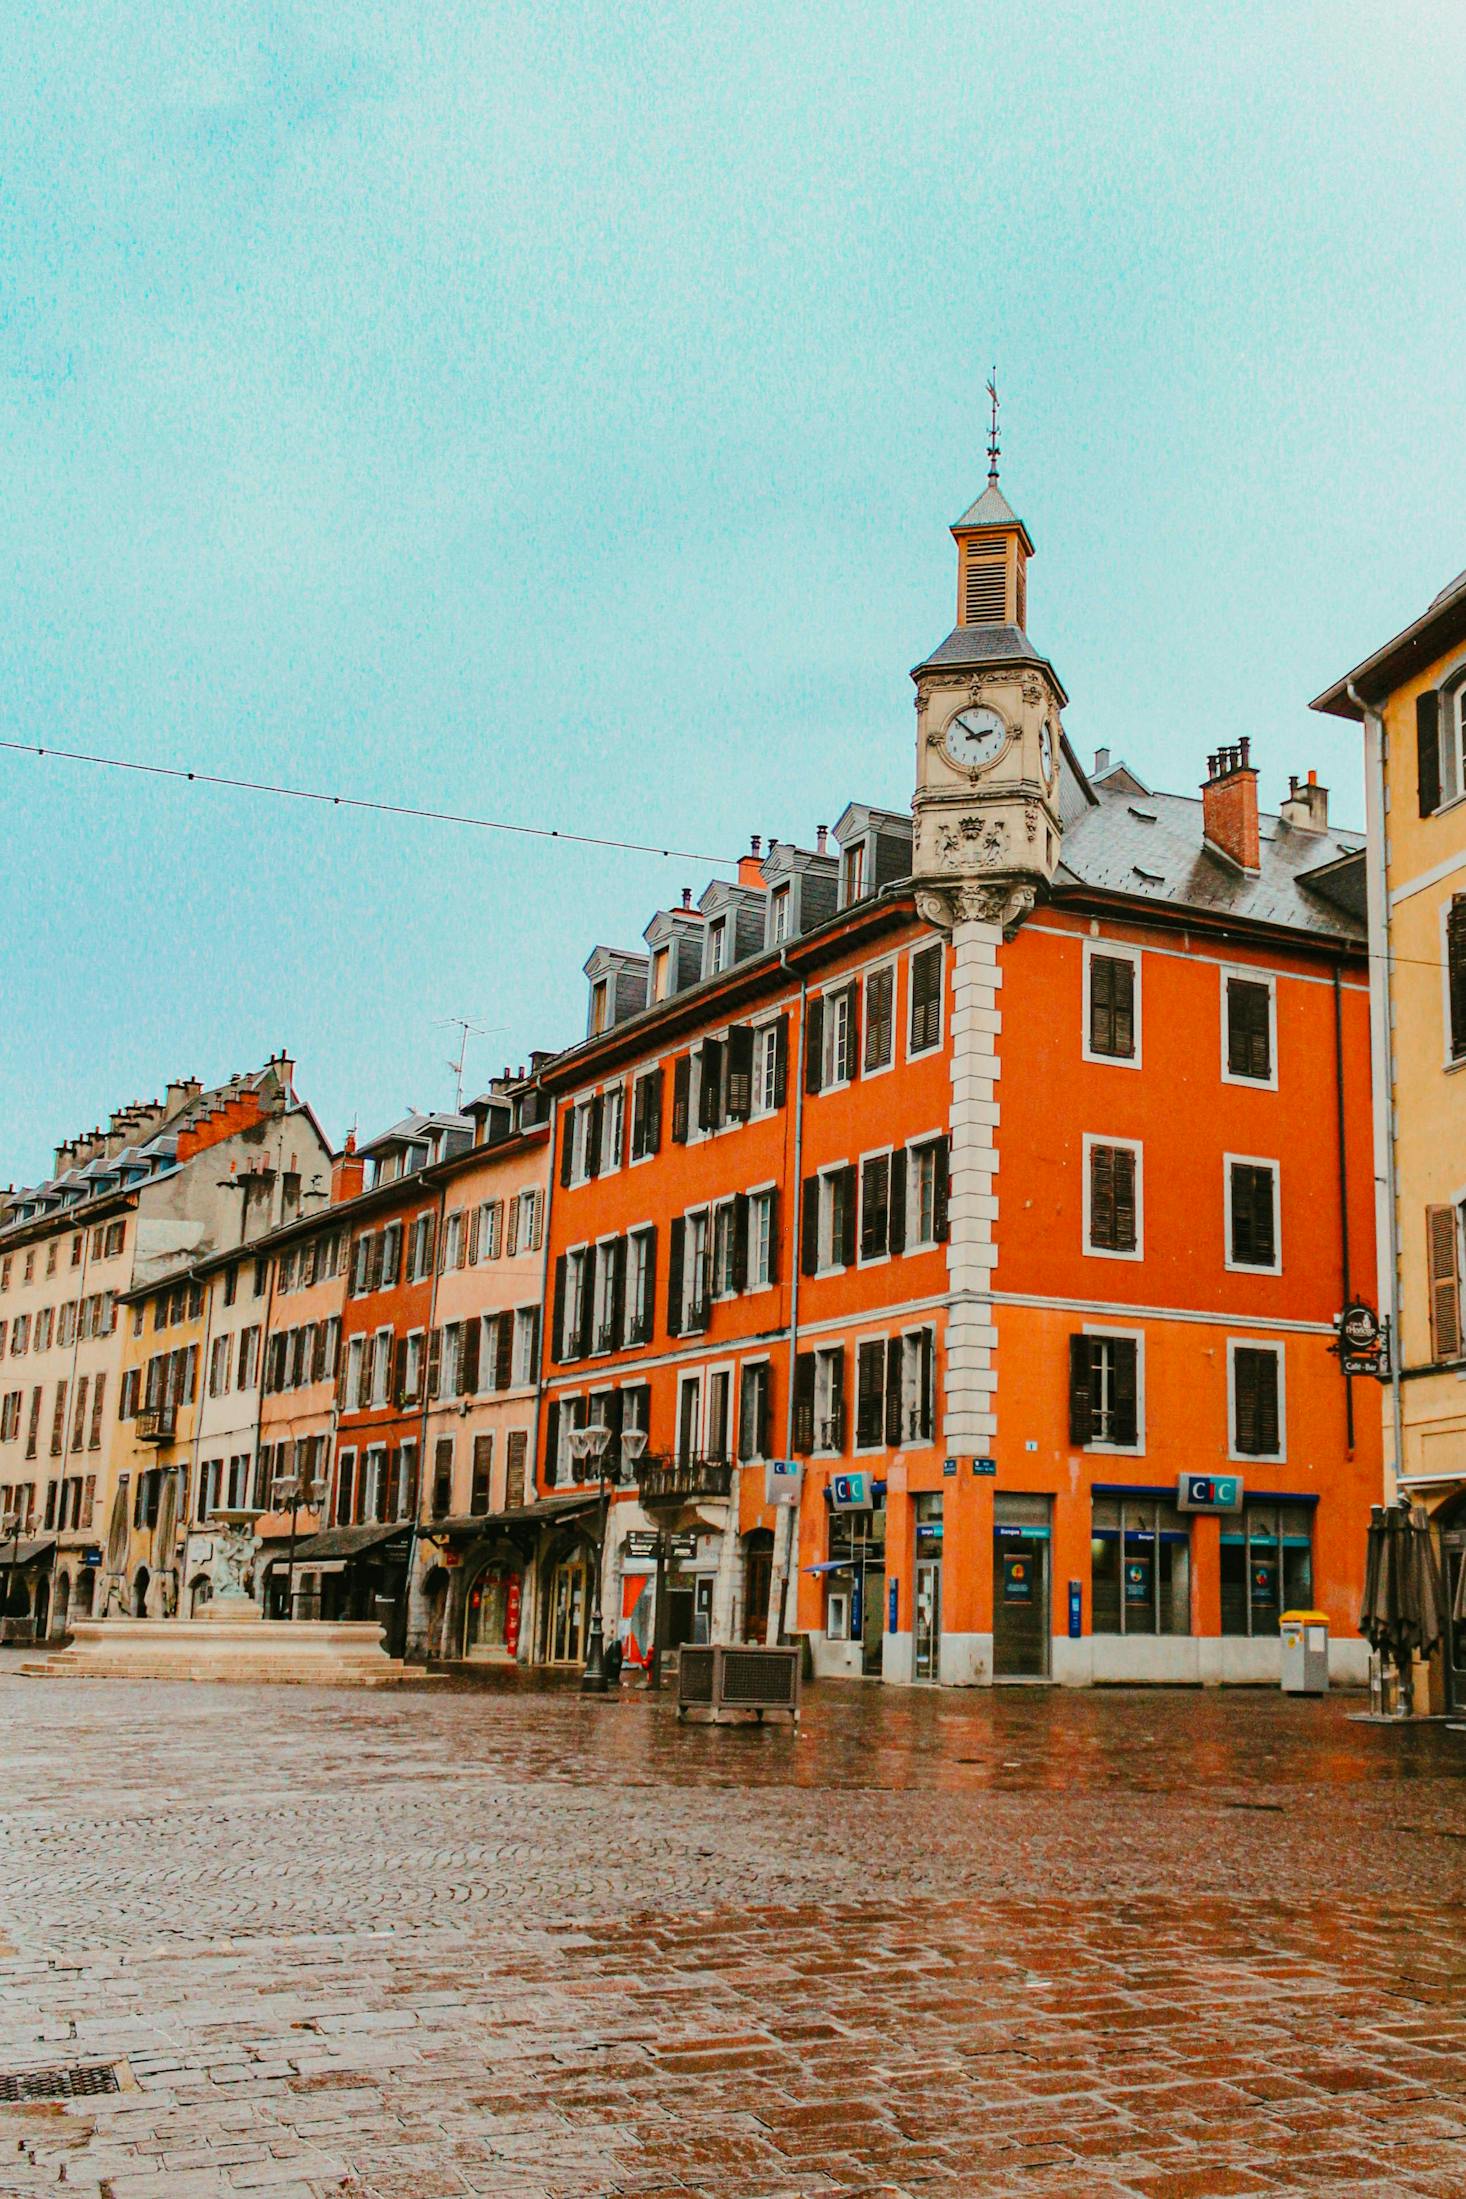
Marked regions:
[914,1558,942,1681]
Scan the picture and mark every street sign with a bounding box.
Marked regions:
[1176,1473,1243,1513]
[1333,1301,1388,1377]
[765,1458,802,1507]
[973,1456,997,1476]
[624,1531,696,1560]
[943,1456,958,1477]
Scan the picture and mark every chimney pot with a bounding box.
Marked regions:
[816,824,829,855]
[750,833,762,856]
[1201,743,1261,871]
[681,887,692,909]
[1093,747,1111,775]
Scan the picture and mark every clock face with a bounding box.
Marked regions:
[944,705,1008,772]
[1039,720,1055,783]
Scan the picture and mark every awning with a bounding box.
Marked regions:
[492,1494,600,1528]
[288,1523,412,1564]
[2,1537,56,1569]
[259,1552,347,1576]
[805,1559,856,1576]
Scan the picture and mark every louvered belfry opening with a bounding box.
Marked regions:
[961,534,1009,626]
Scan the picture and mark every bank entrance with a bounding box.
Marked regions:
[993,1492,1051,1679]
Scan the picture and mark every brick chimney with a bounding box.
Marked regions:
[330,1133,366,1205]
[1280,770,1329,834]
[738,833,766,888]
[1202,741,1260,873]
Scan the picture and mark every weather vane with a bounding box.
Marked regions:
[986,368,1000,485]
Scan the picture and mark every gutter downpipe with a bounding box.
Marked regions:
[1348,678,1405,1498]
[767,946,808,1647]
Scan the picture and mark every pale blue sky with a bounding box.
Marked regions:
[4,3,1465,1185]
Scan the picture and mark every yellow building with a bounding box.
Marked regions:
[1316,568,1466,1707]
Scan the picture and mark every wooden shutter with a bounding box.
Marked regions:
[644,1066,663,1153]
[837,1164,858,1269]
[829,1346,847,1452]
[1113,1147,1137,1253]
[731,1194,750,1292]
[726,1026,755,1120]
[1089,1144,1116,1250]
[805,997,825,1094]
[1231,1163,1274,1267]
[495,1312,514,1391]
[885,1336,903,1446]
[933,1138,951,1244]
[368,1230,385,1291]
[792,1351,816,1454]
[1428,1205,1463,1359]
[801,1176,821,1277]
[1089,954,1135,1058]
[773,1015,789,1107]
[1418,689,1441,818]
[609,1235,627,1345]
[551,1255,568,1363]
[1112,1340,1138,1447]
[864,968,893,1071]
[860,1153,890,1260]
[505,1429,527,1508]
[764,1191,780,1286]
[1227,978,1271,1079]
[578,1246,597,1358]
[560,1106,575,1185]
[1068,1335,1094,1444]
[888,1148,907,1255]
[542,1399,560,1489]
[697,1040,724,1131]
[843,983,861,1078]
[856,1340,885,1447]
[1449,900,1466,1061]
[671,1055,691,1144]
[585,1095,604,1179]
[461,1318,481,1395]
[467,1207,480,1265]
[1234,1347,1279,1456]
[911,944,941,1050]
[505,1197,520,1258]
[738,1364,759,1460]
[666,1219,685,1337]
[639,1227,658,1342]
[917,1329,935,1440]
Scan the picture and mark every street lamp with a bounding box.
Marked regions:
[270,1472,329,1622]
[1,1508,21,1634]
[569,1422,614,1693]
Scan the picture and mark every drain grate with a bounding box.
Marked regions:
[0,2061,121,2103]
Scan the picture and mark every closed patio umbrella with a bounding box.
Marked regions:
[151,1470,179,1611]
[103,1482,129,1611]
[1360,1502,1444,1714]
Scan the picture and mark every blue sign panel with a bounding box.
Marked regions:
[1068,1579,1082,1639]
[943,1457,958,1477]
[888,1577,899,1633]
[973,1456,997,1476]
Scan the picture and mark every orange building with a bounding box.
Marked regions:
[533,475,1381,1686]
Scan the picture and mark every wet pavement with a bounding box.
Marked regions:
[2,1673,1466,2197]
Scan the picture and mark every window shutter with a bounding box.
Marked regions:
[645,1066,663,1154]
[560,1107,575,1185]
[1090,954,1114,1055]
[666,1219,685,1337]
[917,1329,935,1440]
[1227,979,1271,1079]
[1428,1205,1462,1359]
[726,1026,755,1120]
[1418,689,1442,818]
[911,943,942,1050]
[844,983,861,1077]
[773,1014,789,1107]
[829,1345,847,1452]
[1231,1163,1274,1267]
[764,1190,780,1286]
[888,1148,907,1255]
[731,1193,749,1292]
[462,1318,481,1395]
[1234,1348,1280,1456]
[425,1326,443,1402]
[856,1340,884,1447]
[672,1055,691,1144]
[586,1094,604,1179]
[865,967,893,1071]
[1089,1145,1116,1250]
[801,1176,821,1277]
[543,1399,560,1490]
[506,1197,520,1258]
[697,1040,724,1131]
[837,1164,858,1269]
[738,1364,759,1461]
[578,1245,597,1359]
[551,1256,568,1364]
[792,1351,816,1454]
[1113,1147,1137,1253]
[1068,1335,1095,1445]
[640,1226,658,1343]
[1113,1340,1139,1447]
[609,1235,627,1344]
[1449,901,1466,1062]
[495,1312,514,1391]
[467,1207,481,1265]
[933,1137,951,1244]
[860,1153,890,1260]
[805,997,825,1095]
[368,1231,384,1292]
[885,1336,903,1446]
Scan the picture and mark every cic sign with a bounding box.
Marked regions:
[1176,1473,1244,1514]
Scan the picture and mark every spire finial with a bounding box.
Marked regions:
[986,368,1000,485]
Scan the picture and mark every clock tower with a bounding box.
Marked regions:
[910,459,1067,935]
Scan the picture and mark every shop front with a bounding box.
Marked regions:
[993,1492,1051,1681]
[285,1523,413,1655]
[809,1477,886,1679]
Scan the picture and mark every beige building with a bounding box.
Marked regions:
[1317,567,1466,1707]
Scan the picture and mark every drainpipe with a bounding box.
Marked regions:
[1348,678,1405,1495]
[766,948,809,1646]
[1332,967,1355,1454]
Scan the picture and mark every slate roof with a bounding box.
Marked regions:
[1056,776,1366,941]
[953,481,1025,531]
[911,624,1067,703]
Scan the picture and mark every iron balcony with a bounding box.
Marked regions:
[134,1403,178,1443]
[634,1453,735,1510]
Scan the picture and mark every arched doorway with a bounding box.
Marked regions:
[131,1565,150,1618]
[543,1536,591,1665]
[73,1569,94,1619]
[742,1530,774,1642]
[189,1573,212,1616]
[422,1566,450,1661]
[33,1575,51,1641]
[463,1556,523,1661]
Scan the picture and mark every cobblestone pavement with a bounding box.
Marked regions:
[4,1673,1466,2198]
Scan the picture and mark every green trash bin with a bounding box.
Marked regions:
[1280,1608,1329,1695]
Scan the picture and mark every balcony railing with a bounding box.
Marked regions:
[135,1403,177,1443]
[635,1453,735,1510]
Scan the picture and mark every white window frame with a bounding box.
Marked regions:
[816,1162,852,1276]
[813,1346,843,1457]
[1220,965,1278,1091]
[752,1020,781,1118]
[769,886,791,945]
[711,1199,738,1299]
[703,1360,735,1461]
[706,918,727,977]
[684,1207,711,1326]
[591,1233,619,1353]
[371,1326,393,1408]
[675,1370,703,1462]
[564,1246,588,1358]
[1081,938,1143,1070]
[906,940,946,1060]
[402,1328,424,1403]
[513,1307,538,1387]
[1223,1153,1282,1274]
[623,1226,653,1345]
[851,1332,890,1456]
[1080,1322,1146,1455]
[748,1184,776,1291]
[1081,1133,1145,1263]
[820,985,854,1091]
[1226,1337,1287,1464]
[344,1335,365,1412]
[904,1134,945,1255]
[600,1084,625,1176]
[862,960,898,1080]
[840,836,869,909]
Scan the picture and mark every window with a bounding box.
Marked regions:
[712,1201,738,1297]
[813,1346,846,1454]
[1221,1502,1314,1636]
[344,1336,366,1412]
[507,1189,541,1256]
[909,942,944,1055]
[651,946,671,1002]
[1067,1333,1141,1449]
[513,1307,539,1386]
[223,1266,238,1308]
[753,1020,785,1115]
[1417,673,1466,817]
[1447,899,1466,1064]
[1085,1139,1141,1258]
[705,1370,732,1461]
[1091,1497,1191,1635]
[770,886,790,944]
[600,1085,625,1174]
[841,840,867,906]
[675,1376,701,1463]
[854,1339,887,1450]
[236,1326,260,1390]
[749,1191,775,1290]
[802,1165,856,1275]
[864,966,895,1073]
[1085,946,1139,1064]
[623,1227,655,1346]
[1224,973,1275,1083]
[738,1361,771,1461]
[381,1222,402,1288]
[470,1433,493,1514]
[431,1437,454,1518]
[684,1209,711,1332]
[630,1068,663,1159]
[442,1212,466,1270]
[1227,1159,1279,1271]
[1428,1203,1465,1360]
[209,1335,232,1398]
[408,1211,435,1281]
[821,985,856,1089]
[906,1138,950,1252]
[1230,1342,1284,1460]
[590,977,611,1036]
[707,918,727,976]
[898,1329,936,1444]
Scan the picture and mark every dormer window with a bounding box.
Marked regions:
[840,842,867,907]
[707,919,727,976]
[770,886,791,944]
[590,977,612,1036]
[652,947,671,1002]
[405,1141,429,1175]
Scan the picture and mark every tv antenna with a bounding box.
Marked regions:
[435,1016,501,1110]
